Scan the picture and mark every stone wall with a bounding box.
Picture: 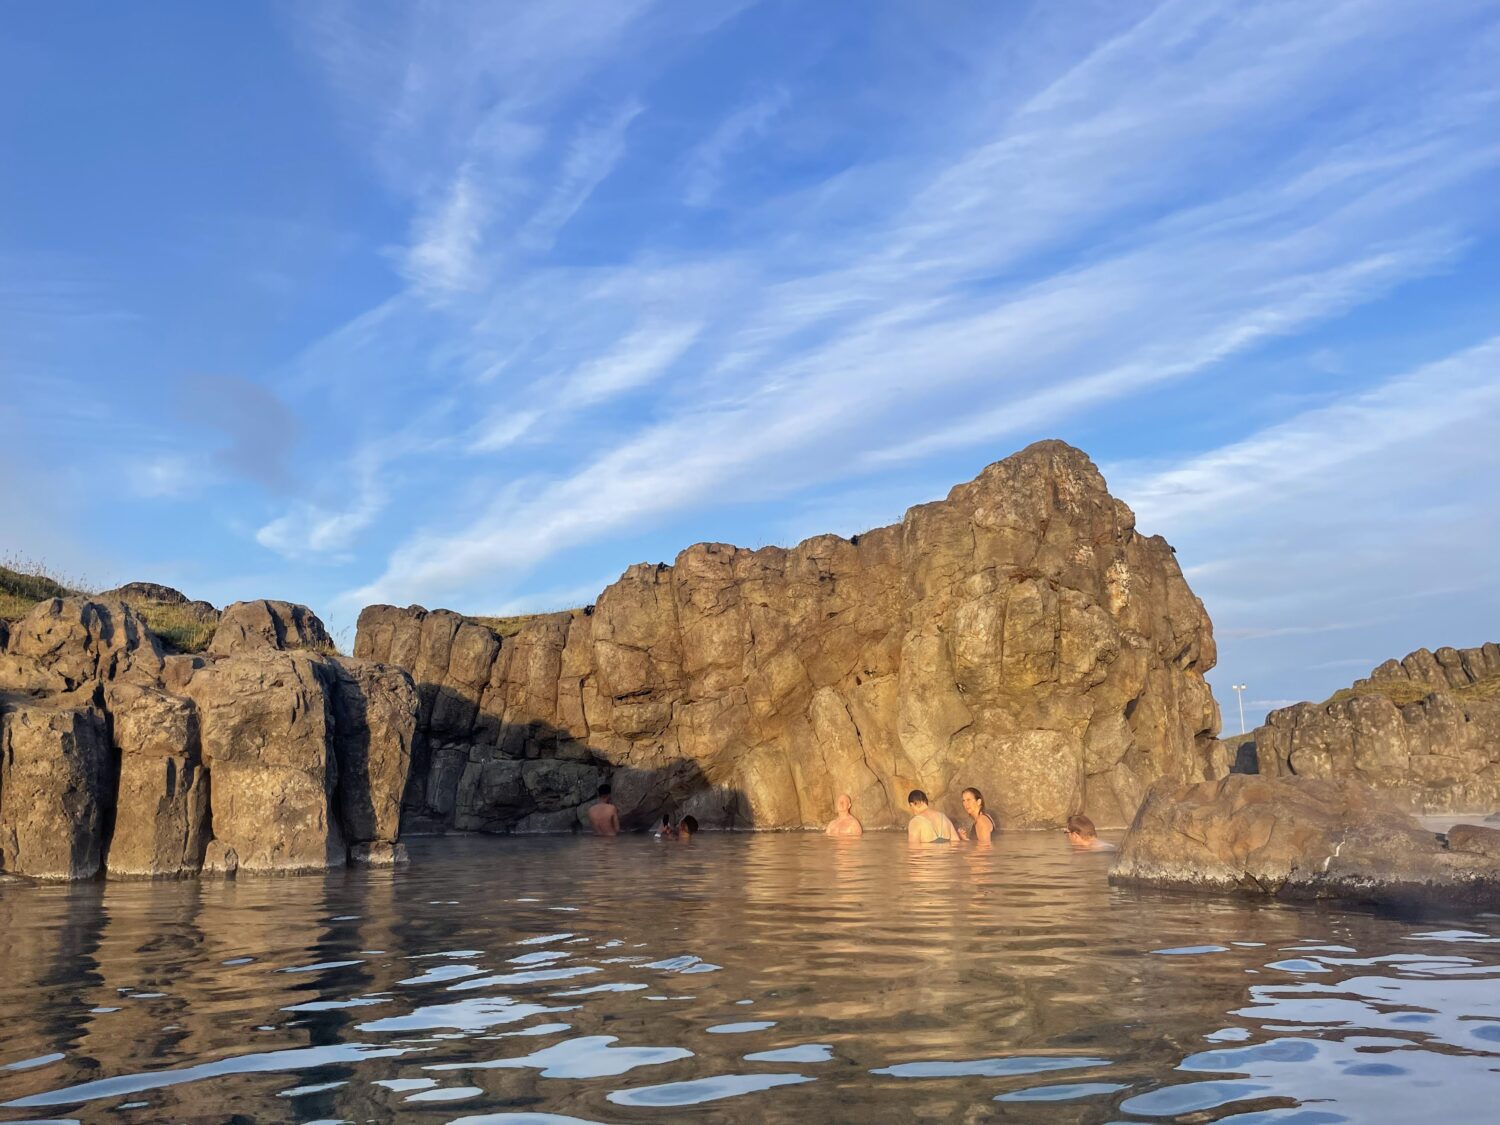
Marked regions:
[0,597,418,880]
[358,440,1220,832]
[1254,643,1500,813]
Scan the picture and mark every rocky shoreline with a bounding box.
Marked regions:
[0,597,416,880]
[3,439,1497,910]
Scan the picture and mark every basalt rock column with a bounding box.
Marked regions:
[359,440,1220,831]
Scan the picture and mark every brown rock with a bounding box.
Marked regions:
[1254,641,1500,814]
[184,650,345,872]
[358,441,1219,832]
[327,657,418,844]
[102,683,209,878]
[350,841,409,867]
[1446,823,1500,859]
[208,600,332,657]
[1111,774,1500,907]
[0,697,111,879]
[4,597,163,691]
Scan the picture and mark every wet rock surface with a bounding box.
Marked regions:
[359,440,1219,832]
[1111,773,1500,908]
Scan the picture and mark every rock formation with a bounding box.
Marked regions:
[0,597,417,881]
[1252,642,1500,813]
[1111,774,1500,908]
[358,440,1220,833]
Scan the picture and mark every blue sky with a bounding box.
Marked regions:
[3,0,1498,727]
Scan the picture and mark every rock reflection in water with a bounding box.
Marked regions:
[0,832,1497,1122]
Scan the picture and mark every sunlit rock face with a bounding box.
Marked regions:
[0,597,417,880]
[1253,642,1500,814]
[358,440,1220,832]
[1111,773,1500,909]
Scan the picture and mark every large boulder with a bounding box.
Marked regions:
[327,657,418,845]
[208,600,332,657]
[1253,642,1500,813]
[184,650,344,872]
[102,682,210,878]
[0,697,112,879]
[358,441,1219,832]
[2,597,164,691]
[1111,774,1500,907]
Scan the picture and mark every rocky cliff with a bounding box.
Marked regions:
[0,597,417,880]
[357,441,1220,832]
[1253,642,1500,813]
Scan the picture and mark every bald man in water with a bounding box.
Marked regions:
[906,789,959,844]
[825,793,863,837]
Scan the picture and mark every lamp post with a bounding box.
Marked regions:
[1232,683,1248,735]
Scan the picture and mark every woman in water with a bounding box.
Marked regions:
[958,787,996,844]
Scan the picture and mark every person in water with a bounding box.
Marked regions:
[677,815,699,841]
[1066,813,1115,851]
[825,793,863,837]
[654,813,676,839]
[906,789,959,844]
[957,787,996,843]
[586,784,620,836]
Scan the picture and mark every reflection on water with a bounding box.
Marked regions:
[1,832,1498,1123]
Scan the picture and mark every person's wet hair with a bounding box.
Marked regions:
[1066,813,1097,839]
[907,789,928,805]
[680,815,699,835]
[597,784,612,797]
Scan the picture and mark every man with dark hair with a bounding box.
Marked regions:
[1066,813,1115,851]
[587,783,620,836]
[906,789,958,844]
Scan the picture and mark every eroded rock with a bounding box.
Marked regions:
[1111,774,1500,908]
[328,657,418,844]
[1253,642,1500,813]
[0,697,111,879]
[358,440,1219,832]
[209,600,333,657]
[184,650,344,873]
[103,682,209,878]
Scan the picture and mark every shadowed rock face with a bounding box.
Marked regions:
[358,440,1220,832]
[0,596,417,880]
[1111,774,1500,909]
[1253,642,1500,813]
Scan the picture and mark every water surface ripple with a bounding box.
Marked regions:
[1,832,1498,1122]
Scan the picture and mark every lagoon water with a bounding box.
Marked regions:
[2,831,1498,1123]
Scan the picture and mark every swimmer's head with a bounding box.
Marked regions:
[1065,813,1097,843]
[597,783,612,799]
[906,789,929,810]
[836,793,853,814]
[960,787,985,816]
[679,815,699,837]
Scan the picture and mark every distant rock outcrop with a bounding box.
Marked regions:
[1111,774,1500,909]
[0,596,417,881]
[1253,643,1500,813]
[358,441,1220,833]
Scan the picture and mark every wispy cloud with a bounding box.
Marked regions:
[404,168,489,293]
[328,0,1500,608]
[683,87,789,207]
[520,100,645,252]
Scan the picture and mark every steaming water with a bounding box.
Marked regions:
[2,832,1498,1123]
